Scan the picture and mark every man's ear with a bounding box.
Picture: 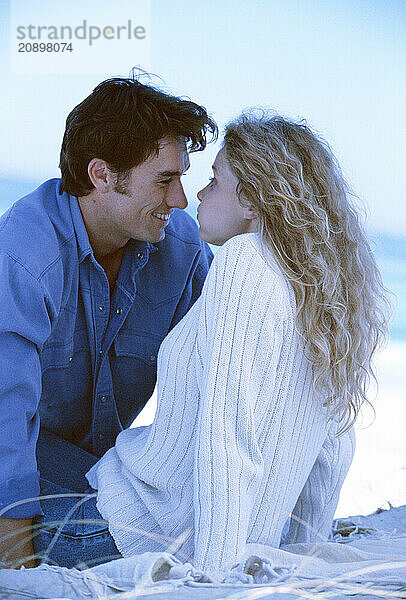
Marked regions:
[87,158,113,192]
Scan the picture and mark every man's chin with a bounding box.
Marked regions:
[131,229,165,245]
[151,230,166,243]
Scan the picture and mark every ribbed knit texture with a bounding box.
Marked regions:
[87,232,355,580]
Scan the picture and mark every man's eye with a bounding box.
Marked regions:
[158,179,172,185]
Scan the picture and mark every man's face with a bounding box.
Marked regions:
[96,137,190,246]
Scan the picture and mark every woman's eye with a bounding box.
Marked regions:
[208,176,216,186]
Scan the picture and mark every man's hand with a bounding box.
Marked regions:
[0,517,38,568]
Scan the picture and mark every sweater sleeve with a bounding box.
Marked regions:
[192,236,285,578]
[282,424,356,544]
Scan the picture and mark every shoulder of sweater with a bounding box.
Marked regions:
[213,233,278,269]
[210,233,295,318]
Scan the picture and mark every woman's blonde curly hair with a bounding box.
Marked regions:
[223,111,391,435]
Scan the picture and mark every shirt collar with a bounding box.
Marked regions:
[127,238,159,255]
[68,193,93,262]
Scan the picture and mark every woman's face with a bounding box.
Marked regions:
[197,148,258,246]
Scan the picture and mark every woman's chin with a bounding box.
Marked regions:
[199,227,236,247]
[198,228,213,244]
[198,228,207,241]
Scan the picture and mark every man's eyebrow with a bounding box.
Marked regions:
[155,165,190,178]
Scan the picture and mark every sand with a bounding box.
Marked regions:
[335,340,406,517]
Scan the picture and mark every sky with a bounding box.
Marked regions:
[0,0,405,236]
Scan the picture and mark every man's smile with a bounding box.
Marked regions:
[152,211,172,223]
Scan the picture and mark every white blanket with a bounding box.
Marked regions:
[1,504,405,600]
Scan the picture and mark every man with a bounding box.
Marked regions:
[0,76,217,568]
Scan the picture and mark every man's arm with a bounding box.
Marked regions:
[0,517,37,568]
[0,255,53,562]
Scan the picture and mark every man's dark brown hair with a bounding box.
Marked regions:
[59,74,217,197]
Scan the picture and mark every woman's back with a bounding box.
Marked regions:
[88,232,355,579]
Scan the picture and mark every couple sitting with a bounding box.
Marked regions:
[0,75,389,580]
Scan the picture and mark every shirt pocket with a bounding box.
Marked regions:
[110,333,162,428]
[129,291,181,339]
[39,340,77,433]
[113,331,162,363]
[40,338,75,370]
[39,331,93,442]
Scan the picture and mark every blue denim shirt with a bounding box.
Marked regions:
[0,179,213,518]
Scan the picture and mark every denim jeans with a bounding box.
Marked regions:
[32,428,121,568]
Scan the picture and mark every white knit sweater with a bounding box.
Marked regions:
[87,232,355,580]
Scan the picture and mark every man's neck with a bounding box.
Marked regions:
[77,193,127,263]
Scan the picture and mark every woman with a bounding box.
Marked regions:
[86,112,390,581]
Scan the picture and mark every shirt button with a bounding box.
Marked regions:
[99,350,103,356]
[98,305,104,311]
[116,308,123,314]
[137,252,144,260]
[100,395,107,403]
[150,354,156,362]
[68,356,73,362]
[98,433,104,440]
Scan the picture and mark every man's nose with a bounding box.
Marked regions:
[167,180,188,210]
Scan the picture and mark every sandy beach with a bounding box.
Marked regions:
[335,339,406,517]
[132,340,406,520]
